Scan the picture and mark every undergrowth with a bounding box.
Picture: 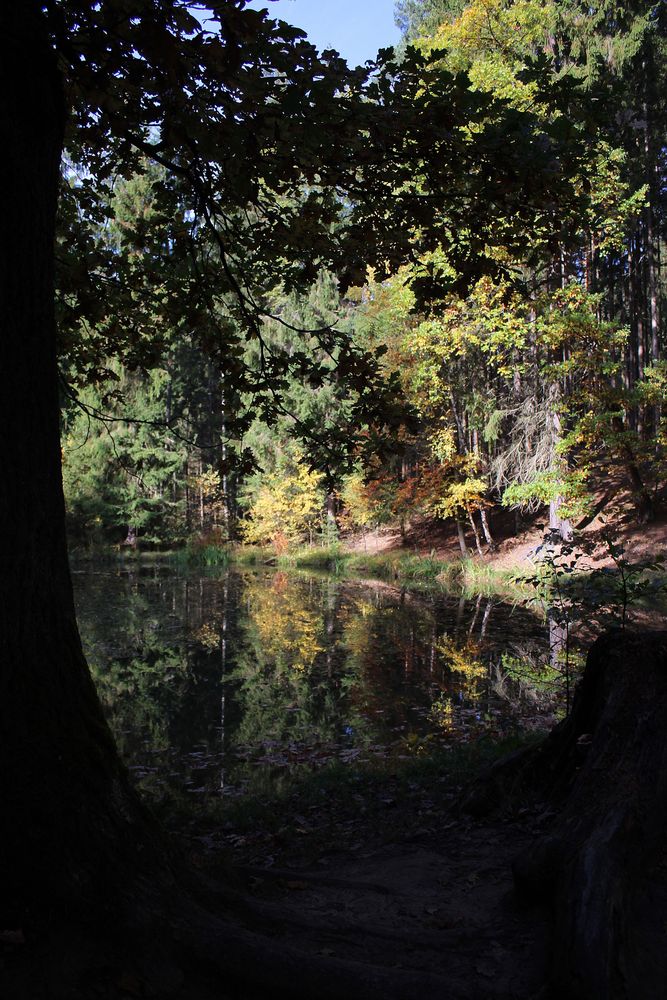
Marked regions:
[156,733,538,846]
[168,541,230,567]
[225,544,521,596]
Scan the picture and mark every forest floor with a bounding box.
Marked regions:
[171,746,551,999]
[41,489,665,997]
[3,751,551,1000]
[347,481,667,573]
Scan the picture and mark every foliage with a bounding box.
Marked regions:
[521,523,667,709]
[43,1,667,559]
[582,528,667,630]
[395,0,467,42]
[240,453,325,549]
[175,535,231,568]
[62,368,186,546]
[420,0,555,108]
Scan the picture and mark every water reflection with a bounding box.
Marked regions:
[72,565,555,801]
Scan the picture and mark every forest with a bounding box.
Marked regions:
[2,1,667,998]
[60,0,665,562]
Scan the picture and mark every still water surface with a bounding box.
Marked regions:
[73,565,555,801]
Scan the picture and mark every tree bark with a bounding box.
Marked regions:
[516,631,667,999]
[326,491,337,543]
[479,507,495,551]
[464,631,667,999]
[455,518,468,556]
[467,509,484,557]
[0,2,175,938]
[611,416,654,523]
[548,498,573,542]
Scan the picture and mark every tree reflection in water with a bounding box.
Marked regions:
[73,565,557,803]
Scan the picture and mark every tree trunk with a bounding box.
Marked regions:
[549,411,573,542]
[549,497,573,543]
[642,52,660,368]
[467,508,484,557]
[479,507,495,551]
[325,491,337,544]
[611,416,654,523]
[464,631,667,999]
[123,524,138,548]
[0,2,175,939]
[455,518,468,556]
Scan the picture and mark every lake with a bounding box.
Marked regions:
[72,564,557,803]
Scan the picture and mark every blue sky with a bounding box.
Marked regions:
[245,0,401,66]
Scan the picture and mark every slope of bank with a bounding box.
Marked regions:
[231,495,667,594]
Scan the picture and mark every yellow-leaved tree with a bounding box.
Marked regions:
[240,453,324,550]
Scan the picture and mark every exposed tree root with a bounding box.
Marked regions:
[235,864,394,894]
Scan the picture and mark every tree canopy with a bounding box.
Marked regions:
[53,0,590,443]
[43,0,667,555]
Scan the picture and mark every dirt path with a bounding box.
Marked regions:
[182,771,553,1000]
[239,820,550,998]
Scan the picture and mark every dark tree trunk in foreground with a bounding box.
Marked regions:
[465,630,667,999]
[0,3,174,938]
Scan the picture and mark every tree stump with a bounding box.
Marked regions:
[468,630,667,999]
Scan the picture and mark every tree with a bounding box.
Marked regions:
[388,0,667,533]
[240,450,325,549]
[63,368,187,547]
[394,0,467,42]
[0,1,594,993]
[0,4,178,956]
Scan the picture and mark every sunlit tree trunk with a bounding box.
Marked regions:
[455,518,468,556]
[467,508,484,557]
[325,491,337,544]
[479,508,495,551]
